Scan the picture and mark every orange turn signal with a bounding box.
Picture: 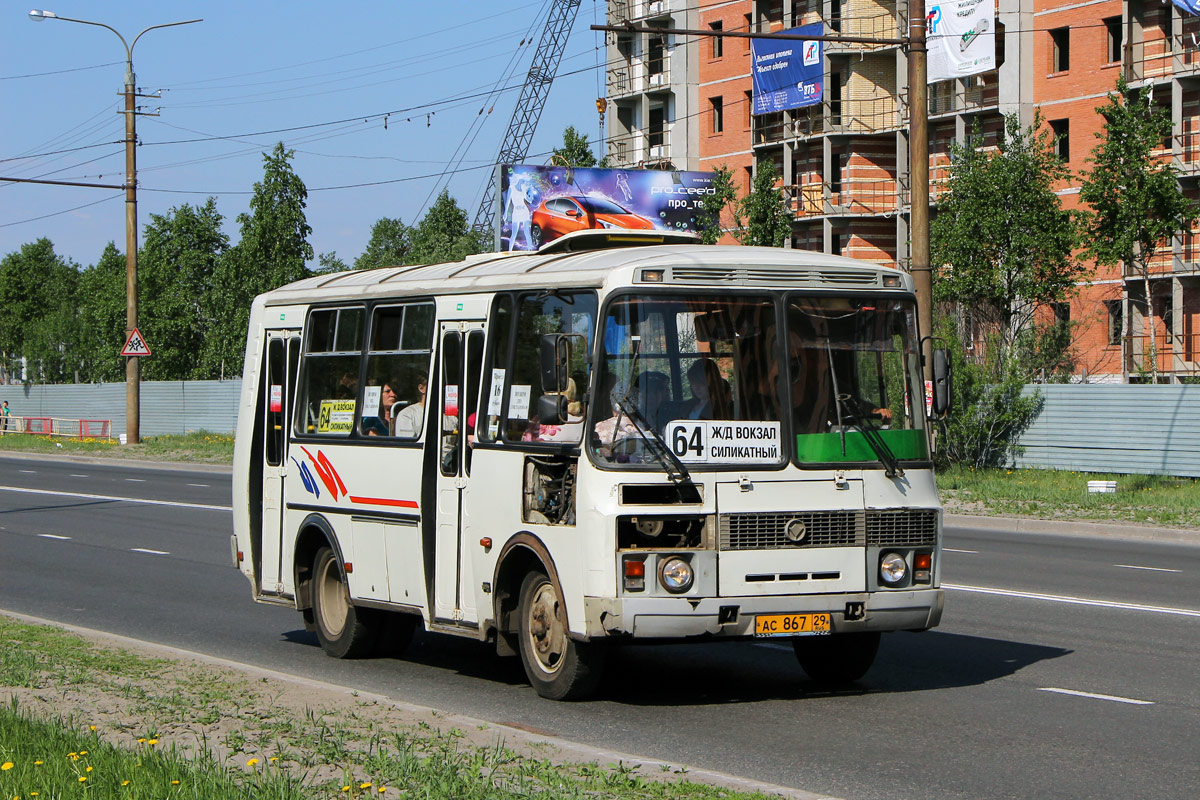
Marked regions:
[343,562,353,574]
[624,560,646,578]
[480,537,492,550]
[914,553,932,571]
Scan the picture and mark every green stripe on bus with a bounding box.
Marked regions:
[795,429,928,462]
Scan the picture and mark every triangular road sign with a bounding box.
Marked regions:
[121,328,152,357]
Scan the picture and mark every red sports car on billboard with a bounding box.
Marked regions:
[530,195,656,247]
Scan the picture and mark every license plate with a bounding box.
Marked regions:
[754,613,831,637]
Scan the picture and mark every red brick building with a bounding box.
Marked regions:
[604,0,1200,382]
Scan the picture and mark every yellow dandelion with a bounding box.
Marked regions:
[33,761,42,766]
[171,780,180,785]
[379,788,388,794]
[137,738,146,743]
[89,725,96,731]
[67,753,77,759]
[247,759,259,767]
[80,751,88,755]
[342,787,350,793]
[360,782,372,789]
[86,766,93,773]
[269,757,278,763]
[147,739,158,746]
[78,777,87,783]
[122,781,131,786]
[0,762,11,771]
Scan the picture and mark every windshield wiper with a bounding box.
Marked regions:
[613,393,694,489]
[833,393,904,479]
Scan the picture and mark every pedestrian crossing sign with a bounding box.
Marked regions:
[121,328,152,357]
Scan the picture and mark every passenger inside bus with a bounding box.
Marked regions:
[362,380,400,436]
[668,358,733,421]
[394,374,428,438]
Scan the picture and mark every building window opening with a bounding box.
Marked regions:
[1107,299,1123,346]
[710,21,723,58]
[710,96,724,133]
[1105,17,1123,64]
[1049,119,1069,162]
[1050,27,1070,73]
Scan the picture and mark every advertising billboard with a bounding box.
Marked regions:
[750,22,824,115]
[926,0,996,83]
[496,165,718,252]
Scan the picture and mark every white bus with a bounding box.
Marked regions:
[232,230,950,700]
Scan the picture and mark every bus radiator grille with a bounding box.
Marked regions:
[865,509,939,548]
[718,509,939,551]
[719,511,863,550]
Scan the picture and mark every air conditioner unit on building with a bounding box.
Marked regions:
[647,0,664,15]
[649,72,665,87]
[649,144,666,160]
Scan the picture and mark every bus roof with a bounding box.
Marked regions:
[260,235,909,306]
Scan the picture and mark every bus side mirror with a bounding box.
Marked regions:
[540,334,570,393]
[538,393,569,425]
[932,348,952,418]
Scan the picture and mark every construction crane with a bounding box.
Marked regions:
[472,0,582,234]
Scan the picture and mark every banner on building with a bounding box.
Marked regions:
[750,22,824,115]
[496,165,717,252]
[926,0,996,83]
[1172,0,1200,15]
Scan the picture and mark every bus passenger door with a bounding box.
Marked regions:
[259,331,300,595]
[432,322,485,623]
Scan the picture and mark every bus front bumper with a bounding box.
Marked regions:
[583,589,944,639]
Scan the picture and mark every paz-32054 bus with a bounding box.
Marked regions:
[232,231,950,700]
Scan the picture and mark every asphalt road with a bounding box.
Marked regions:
[1,454,1197,800]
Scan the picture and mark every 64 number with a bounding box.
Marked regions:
[671,424,704,459]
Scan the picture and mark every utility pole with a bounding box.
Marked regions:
[29,10,201,444]
[594,11,934,383]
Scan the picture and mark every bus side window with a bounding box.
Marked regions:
[503,291,597,443]
[478,295,514,444]
[359,302,434,439]
[295,307,364,437]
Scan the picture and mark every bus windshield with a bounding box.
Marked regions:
[591,293,783,467]
[784,296,928,466]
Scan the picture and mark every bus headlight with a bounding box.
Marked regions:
[879,552,908,585]
[659,557,694,594]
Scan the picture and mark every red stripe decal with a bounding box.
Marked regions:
[348,496,419,509]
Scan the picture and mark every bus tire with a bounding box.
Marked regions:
[312,546,379,659]
[793,631,880,686]
[517,570,605,700]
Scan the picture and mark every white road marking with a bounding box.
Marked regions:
[944,583,1200,618]
[38,534,71,540]
[124,478,146,483]
[19,470,36,474]
[69,474,88,478]
[186,483,209,488]
[943,548,978,554]
[1114,564,1181,574]
[1039,687,1154,706]
[131,548,170,556]
[0,484,231,512]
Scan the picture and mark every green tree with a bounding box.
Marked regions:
[354,217,411,270]
[206,143,314,377]
[408,190,485,265]
[0,239,80,383]
[1079,76,1198,382]
[551,125,599,167]
[931,113,1083,354]
[140,199,229,380]
[735,161,789,247]
[76,242,127,383]
[696,165,738,245]
[313,251,349,275]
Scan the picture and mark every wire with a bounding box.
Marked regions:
[0,193,121,229]
[0,61,122,81]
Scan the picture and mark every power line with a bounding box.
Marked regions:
[0,193,121,229]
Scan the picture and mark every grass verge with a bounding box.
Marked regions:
[0,615,776,800]
[938,465,1200,529]
[0,431,234,465]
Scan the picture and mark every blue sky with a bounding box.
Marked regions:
[1,1,609,268]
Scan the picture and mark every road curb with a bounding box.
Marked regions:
[0,609,837,800]
[0,449,232,474]
[945,513,1199,545]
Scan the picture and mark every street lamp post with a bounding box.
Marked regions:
[29,10,200,444]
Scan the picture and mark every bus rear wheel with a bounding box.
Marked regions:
[312,546,380,659]
[793,631,881,687]
[517,570,605,700]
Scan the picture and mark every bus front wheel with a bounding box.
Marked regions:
[312,546,379,659]
[517,570,605,700]
[793,631,881,686]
